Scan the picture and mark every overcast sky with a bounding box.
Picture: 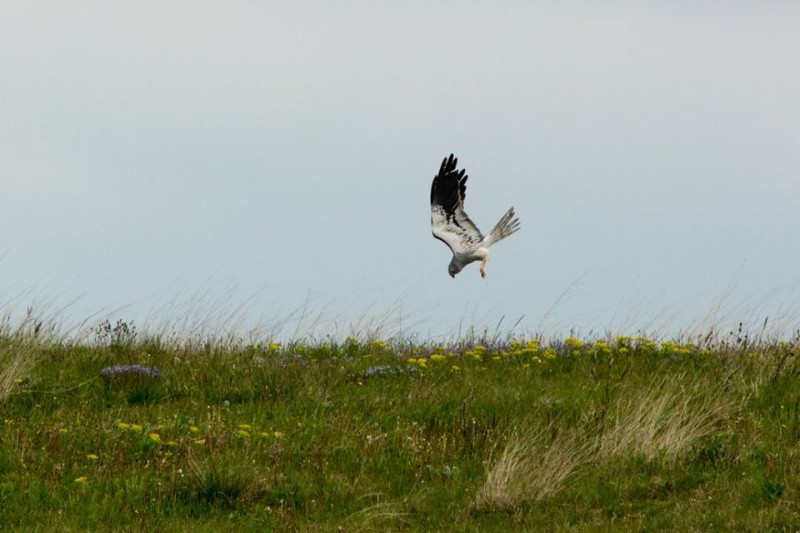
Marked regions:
[2,2,799,340]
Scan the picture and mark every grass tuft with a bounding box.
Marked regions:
[176,454,266,513]
[341,497,409,531]
[0,344,36,403]
[476,427,591,508]
[597,374,738,463]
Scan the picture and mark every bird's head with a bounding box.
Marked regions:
[448,263,462,278]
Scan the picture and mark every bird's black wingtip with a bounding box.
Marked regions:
[439,153,459,176]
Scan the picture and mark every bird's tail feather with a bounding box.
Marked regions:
[486,207,520,246]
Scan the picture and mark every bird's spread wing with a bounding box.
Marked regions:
[430,154,483,253]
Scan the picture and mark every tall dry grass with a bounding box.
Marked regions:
[597,374,739,463]
[0,308,53,402]
[0,344,36,402]
[477,373,745,509]
[476,427,593,508]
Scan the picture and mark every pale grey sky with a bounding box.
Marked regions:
[2,2,799,340]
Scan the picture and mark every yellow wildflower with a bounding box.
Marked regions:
[635,337,657,353]
[268,342,281,351]
[194,439,206,446]
[430,354,446,362]
[272,431,285,439]
[117,422,130,430]
[74,476,87,483]
[86,454,99,461]
[565,337,584,351]
[189,426,200,433]
[238,424,253,431]
[237,430,250,438]
[367,339,387,351]
[591,340,612,357]
[148,432,161,443]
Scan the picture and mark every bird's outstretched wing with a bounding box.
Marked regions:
[430,154,484,253]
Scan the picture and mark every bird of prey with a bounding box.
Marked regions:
[430,154,520,278]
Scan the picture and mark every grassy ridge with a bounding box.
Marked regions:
[2,325,800,531]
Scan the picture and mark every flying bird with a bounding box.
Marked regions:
[430,154,520,278]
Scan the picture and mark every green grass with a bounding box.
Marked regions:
[2,324,800,531]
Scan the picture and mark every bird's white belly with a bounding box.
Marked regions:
[455,246,489,265]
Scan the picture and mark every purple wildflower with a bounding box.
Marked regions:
[100,364,162,379]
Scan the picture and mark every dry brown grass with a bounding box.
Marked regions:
[340,498,409,532]
[597,374,738,463]
[475,427,592,509]
[477,374,744,509]
[0,343,35,402]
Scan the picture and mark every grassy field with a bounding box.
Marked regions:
[2,318,800,531]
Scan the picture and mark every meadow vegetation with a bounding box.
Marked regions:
[2,315,800,530]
